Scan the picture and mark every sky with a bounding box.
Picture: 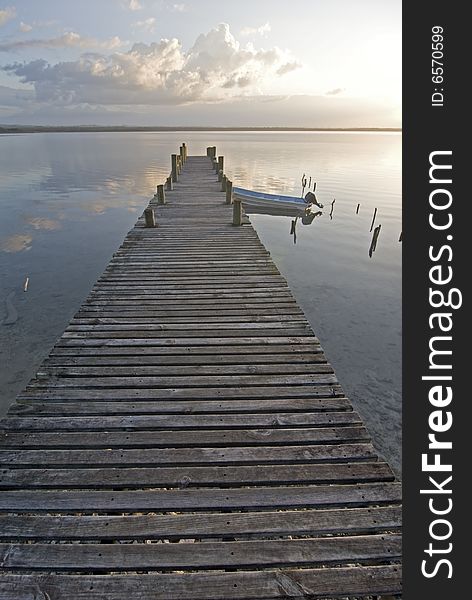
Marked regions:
[0,0,401,127]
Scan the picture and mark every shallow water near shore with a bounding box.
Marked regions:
[0,131,401,474]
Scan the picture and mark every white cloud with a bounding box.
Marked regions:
[128,0,142,10]
[3,23,300,106]
[0,5,16,26]
[171,3,186,12]
[19,21,32,32]
[134,17,156,33]
[240,23,271,37]
[0,32,124,52]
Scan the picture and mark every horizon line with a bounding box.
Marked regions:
[0,125,402,133]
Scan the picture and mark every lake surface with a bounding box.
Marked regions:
[0,131,402,474]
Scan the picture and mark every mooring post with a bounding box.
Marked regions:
[166,175,173,190]
[156,184,166,205]
[218,156,224,174]
[206,147,211,157]
[179,146,184,164]
[221,174,227,192]
[211,146,217,158]
[212,158,219,172]
[182,143,187,162]
[171,154,178,182]
[144,207,156,227]
[226,180,233,204]
[218,169,224,182]
[233,198,243,226]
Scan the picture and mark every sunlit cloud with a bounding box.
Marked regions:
[3,23,300,106]
[19,21,32,32]
[0,31,124,52]
[0,5,16,27]
[240,23,271,37]
[127,0,143,10]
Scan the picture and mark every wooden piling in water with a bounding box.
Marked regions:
[143,207,156,227]
[369,207,378,232]
[226,179,233,204]
[156,184,166,205]
[166,175,173,190]
[221,174,227,192]
[233,198,243,226]
[218,156,224,174]
[171,154,178,182]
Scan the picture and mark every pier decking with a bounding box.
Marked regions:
[0,153,401,598]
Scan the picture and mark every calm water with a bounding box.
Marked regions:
[0,131,402,474]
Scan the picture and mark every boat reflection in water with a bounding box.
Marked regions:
[233,186,323,244]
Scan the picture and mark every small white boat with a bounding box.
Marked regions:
[233,186,314,211]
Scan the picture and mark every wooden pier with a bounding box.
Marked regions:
[0,150,401,598]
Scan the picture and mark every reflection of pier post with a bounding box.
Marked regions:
[329,199,335,220]
[369,224,381,257]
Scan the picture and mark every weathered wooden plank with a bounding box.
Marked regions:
[0,535,401,570]
[56,335,319,347]
[0,462,394,489]
[0,483,401,513]
[17,384,345,400]
[1,411,359,430]
[0,506,401,539]
[49,343,321,355]
[0,566,402,599]
[43,352,325,367]
[0,426,369,449]
[36,364,333,377]
[0,443,378,468]
[28,373,338,388]
[8,397,352,416]
[71,314,308,324]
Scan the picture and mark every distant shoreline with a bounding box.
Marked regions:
[0,125,401,134]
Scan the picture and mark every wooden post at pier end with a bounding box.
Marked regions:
[221,174,227,192]
[232,198,243,226]
[156,184,166,205]
[218,169,224,182]
[182,143,187,162]
[218,156,224,174]
[166,175,173,190]
[171,154,178,182]
[226,179,233,204]
[144,207,156,227]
